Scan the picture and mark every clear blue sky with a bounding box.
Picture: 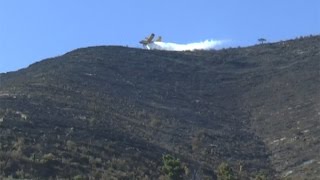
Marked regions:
[1,0,319,73]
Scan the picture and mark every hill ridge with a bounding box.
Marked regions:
[0,35,319,179]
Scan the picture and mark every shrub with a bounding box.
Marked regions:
[41,153,55,163]
[73,174,86,180]
[254,171,267,180]
[217,162,235,180]
[162,154,184,180]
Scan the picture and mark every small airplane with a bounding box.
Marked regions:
[139,33,162,48]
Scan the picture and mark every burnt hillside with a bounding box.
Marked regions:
[0,35,319,179]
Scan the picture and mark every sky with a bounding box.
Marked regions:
[0,0,319,73]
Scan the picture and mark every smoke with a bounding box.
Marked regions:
[145,39,224,51]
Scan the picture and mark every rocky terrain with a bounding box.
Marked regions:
[0,35,319,179]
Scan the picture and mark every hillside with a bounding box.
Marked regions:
[0,35,319,179]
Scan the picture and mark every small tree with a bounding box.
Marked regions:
[162,154,184,180]
[217,162,235,180]
[258,38,267,44]
[254,171,267,180]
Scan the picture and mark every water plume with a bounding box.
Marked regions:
[146,39,224,51]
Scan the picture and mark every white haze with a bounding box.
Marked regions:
[145,40,224,51]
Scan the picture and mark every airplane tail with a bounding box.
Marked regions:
[155,36,162,42]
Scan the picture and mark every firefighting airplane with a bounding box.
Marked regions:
[139,33,162,49]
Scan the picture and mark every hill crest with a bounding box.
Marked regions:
[0,35,319,179]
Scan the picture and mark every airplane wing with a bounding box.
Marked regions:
[146,33,155,43]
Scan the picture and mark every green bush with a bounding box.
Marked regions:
[254,171,267,180]
[162,154,184,180]
[217,162,235,180]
